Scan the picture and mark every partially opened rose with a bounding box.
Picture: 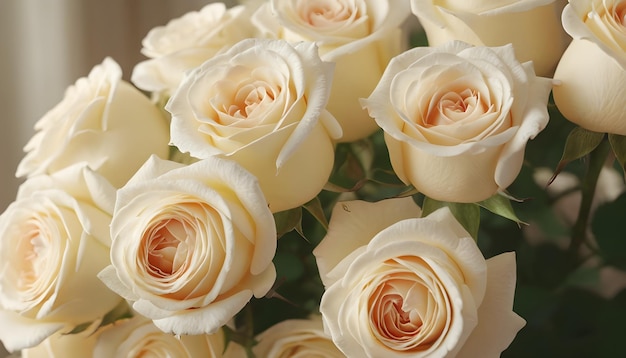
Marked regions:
[362,41,552,203]
[0,164,122,352]
[132,3,255,94]
[93,315,246,358]
[314,198,525,357]
[17,58,170,188]
[253,316,344,358]
[252,0,411,142]
[166,38,341,212]
[412,0,568,76]
[553,0,626,135]
[98,155,277,335]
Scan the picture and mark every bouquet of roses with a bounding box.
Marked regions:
[3,0,626,357]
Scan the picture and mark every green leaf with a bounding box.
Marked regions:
[302,197,328,231]
[273,207,303,239]
[421,197,480,240]
[550,127,605,185]
[274,252,304,282]
[608,133,626,180]
[478,193,526,225]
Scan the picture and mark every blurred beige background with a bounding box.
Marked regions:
[0,1,232,355]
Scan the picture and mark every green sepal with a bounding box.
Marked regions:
[550,127,605,185]
[302,197,329,231]
[608,133,626,180]
[97,300,133,330]
[478,193,527,226]
[273,207,303,239]
[421,197,480,240]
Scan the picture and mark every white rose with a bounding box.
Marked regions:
[252,0,411,142]
[253,316,344,358]
[16,58,170,188]
[166,38,342,213]
[553,0,626,135]
[412,0,568,76]
[132,3,256,94]
[98,155,277,335]
[0,164,122,352]
[314,198,526,357]
[93,315,246,358]
[362,41,552,203]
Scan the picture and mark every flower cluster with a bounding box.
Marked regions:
[3,0,626,357]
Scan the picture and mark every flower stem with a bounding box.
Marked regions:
[568,137,610,266]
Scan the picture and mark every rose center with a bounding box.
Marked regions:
[17,232,46,291]
[227,81,276,119]
[615,2,626,26]
[298,0,353,27]
[145,219,190,277]
[427,88,482,126]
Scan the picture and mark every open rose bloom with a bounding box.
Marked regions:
[166,38,341,213]
[98,156,277,335]
[314,198,525,357]
[132,2,255,94]
[16,58,170,188]
[0,165,122,352]
[362,41,552,203]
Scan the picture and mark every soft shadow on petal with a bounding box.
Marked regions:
[313,197,421,287]
[456,252,526,358]
[151,289,253,335]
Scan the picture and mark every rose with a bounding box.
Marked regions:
[166,38,342,213]
[252,0,411,142]
[411,0,568,76]
[132,3,256,94]
[552,0,626,135]
[16,58,170,188]
[0,164,122,352]
[253,316,344,358]
[314,198,526,357]
[93,315,246,358]
[97,155,277,335]
[362,41,552,203]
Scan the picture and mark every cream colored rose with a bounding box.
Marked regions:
[314,198,525,357]
[0,164,122,352]
[16,58,170,188]
[93,315,246,358]
[132,3,255,94]
[362,41,552,203]
[253,316,344,358]
[98,156,277,336]
[166,38,341,213]
[252,0,411,142]
[412,0,568,76]
[553,0,626,135]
